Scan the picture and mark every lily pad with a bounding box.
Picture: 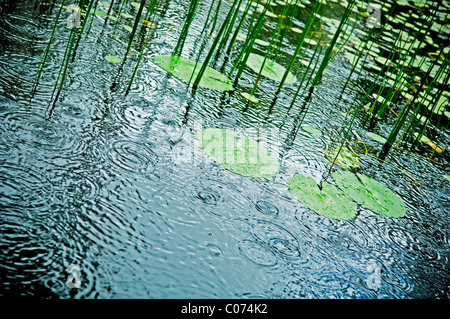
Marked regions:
[153,55,233,91]
[105,55,122,63]
[333,170,407,218]
[325,147,359,169]
[246,53,296,84]
[197,128,279,178]
[287,174,357,220]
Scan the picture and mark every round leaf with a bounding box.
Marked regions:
[325,147,359,169]
[333,170,407,218]
[287,174,357,220]
[197,128,279,178]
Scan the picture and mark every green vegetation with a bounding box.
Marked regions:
[32,0,450,221]
[197,128,280,178]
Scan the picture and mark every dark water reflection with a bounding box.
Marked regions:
[0,0,449,298]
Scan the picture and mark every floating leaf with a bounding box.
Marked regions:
[246,53,296,84]
[236,33,247,41]
[333,170,407,218]
[366,132,387,144]
[428,95,449,115]
[105,55,121,63]
[153,55,233,91]
[241,92,259,103]
[303,38,318,46]
[131,2,140,8]
[414,132,431,144]
[444,175,450,182]
[123,25,133,32]
[90,8,107,16]
[197,128,279,178]
[287,174,357,220]
[325,147,359,169]
[120,13,134,19]
[414,132,445,152]
[254,39,270,47]
[255,5,278,18]
[428,142,444,153]
[302,126,322,135]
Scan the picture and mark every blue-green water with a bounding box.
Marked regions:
[0,0,449,298]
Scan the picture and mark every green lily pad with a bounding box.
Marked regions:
[325,147,359,169]
[197,128,279,178]
[153,55,233,91]
[246,53,296,84]
[105,55,122,63]
[333,170,407,218]
[287,174,357,220]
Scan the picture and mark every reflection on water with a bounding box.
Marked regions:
[0,0,449,298]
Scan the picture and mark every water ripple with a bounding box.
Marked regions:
[175,175,256,220]
[0,161,53,212]
[103,138,159,177]
[244,219,302,264]
[238,239,278,268]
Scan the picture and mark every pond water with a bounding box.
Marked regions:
[0,0,449,298]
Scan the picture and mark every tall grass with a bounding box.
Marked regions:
[192,0,243,91]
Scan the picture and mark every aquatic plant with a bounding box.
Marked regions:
[310,0,356,87]
[287,169,407,220]
[28,0,448,203]
[172,0,201,57]
[332,170,407,218]
[287,173,357,220]
[197,128,280,178]
[153,55,233,91]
